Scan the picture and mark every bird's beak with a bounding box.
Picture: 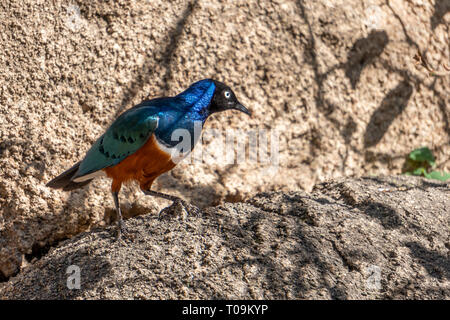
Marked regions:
[233,103,251,116]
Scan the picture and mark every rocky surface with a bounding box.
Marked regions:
[0,176,448,299]
[0,0,449,281]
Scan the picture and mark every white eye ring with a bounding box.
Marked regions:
[224,91,231,99]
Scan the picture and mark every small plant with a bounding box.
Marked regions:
[403,147,450,181]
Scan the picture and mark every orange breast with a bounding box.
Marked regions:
[104,135,176,192]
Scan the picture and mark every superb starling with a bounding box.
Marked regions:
[46,79,251,238]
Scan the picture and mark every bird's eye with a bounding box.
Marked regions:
[224,91,231,99]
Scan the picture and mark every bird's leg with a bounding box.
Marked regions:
[142,189,200,219]
[112,191,126,239]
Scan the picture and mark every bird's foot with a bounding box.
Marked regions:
[114,218,131,241]
[158,199,200,220]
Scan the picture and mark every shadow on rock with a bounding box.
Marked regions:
[406,241,450,281]
[362,201,403,230]
[345,30,389,89]
[364,80,413,148]
[430,0,450,29]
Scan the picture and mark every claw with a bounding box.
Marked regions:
[115,218,130,241]
[158,199,200,220]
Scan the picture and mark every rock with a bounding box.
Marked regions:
[0,0,449,282]
[1,176,448,299]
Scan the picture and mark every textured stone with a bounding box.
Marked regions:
[0,176,448,299]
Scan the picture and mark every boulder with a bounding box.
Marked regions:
[1,176,448,299]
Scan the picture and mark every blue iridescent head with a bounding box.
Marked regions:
[178,79,251,119]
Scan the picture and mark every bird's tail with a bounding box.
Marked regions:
[46,162,93,191]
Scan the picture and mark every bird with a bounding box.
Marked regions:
[46,79,251,238]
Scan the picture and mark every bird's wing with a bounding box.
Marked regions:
[72,107,159,181]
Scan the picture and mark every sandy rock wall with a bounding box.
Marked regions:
[0,0,449,280]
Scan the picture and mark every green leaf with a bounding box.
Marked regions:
[412,167,426,176]
[408,147,436,166]
[424,171,450,181]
